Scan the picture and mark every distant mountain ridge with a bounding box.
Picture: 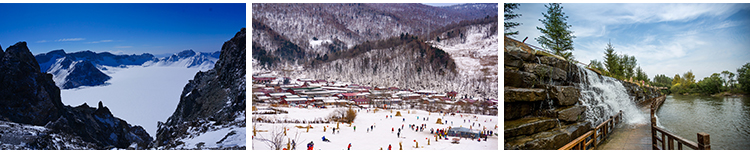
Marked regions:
[35,49,220,89]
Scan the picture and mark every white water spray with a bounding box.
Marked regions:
[575,65,648,126]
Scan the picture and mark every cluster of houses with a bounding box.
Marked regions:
[252,73,498,110]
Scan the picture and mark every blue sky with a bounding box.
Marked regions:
[507,3,750,80]
[0,3,245,56]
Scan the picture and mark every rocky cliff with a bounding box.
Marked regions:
[0,42,152,149]
[155,28,246,149]
[503,37,660,149]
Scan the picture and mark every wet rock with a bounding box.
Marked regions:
[504,51,523,68]
[523,63,567,81]
[505,128,571,150]
[504,101,538,120]
[547,86,579,106]
[535,56,570,71]
[557,105,585,122]
[505,69,538,88]
[561,121,591,141]
[504,87,547,102]
[504,117,557,138]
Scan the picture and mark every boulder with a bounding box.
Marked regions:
[522,63,567,81]
[504,117,557,138]
[505,129,571,150]
[534,56,570,71]
[505,69,538,88]
[504,87,547,102]
[504,51,523,68]
[504,101,537,120]
[547,86,579,106]
[557,105,585,122]
[561,121,592,141]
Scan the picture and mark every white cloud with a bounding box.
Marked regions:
[86,40,114,44]
[115,45,132,48]
[56,38,85,42]
[36,40,48,43]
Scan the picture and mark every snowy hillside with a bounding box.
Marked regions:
[143,49,220,70]
[427,20,498,98]
[35,49,220,89]
[252,106,498,150]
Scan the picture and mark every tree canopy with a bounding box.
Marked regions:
[536,3,576,61]
[504,3,522,36]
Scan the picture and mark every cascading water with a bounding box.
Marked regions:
[575,64,648,127]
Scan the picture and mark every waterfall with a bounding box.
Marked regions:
[575,64,648,127]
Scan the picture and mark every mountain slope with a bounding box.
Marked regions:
[251,3,498,65]
[155,28,246,150]
[35,49,220,89]
[1,42,152,149]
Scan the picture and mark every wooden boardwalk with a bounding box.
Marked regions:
[596,123,652,150]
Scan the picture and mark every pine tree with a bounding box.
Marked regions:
[603,41,620,77]
[504,3,522,36]
[536,3,576,61]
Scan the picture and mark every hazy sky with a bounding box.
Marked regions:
[0,3,245,55]
[507,3,750,80]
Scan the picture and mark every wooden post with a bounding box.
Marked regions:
[697,132,711,150]
[651,127,658,150]
[678,142,683,150]
[661,132,666,150]
[593,129,598,149]
[667,137,674,150]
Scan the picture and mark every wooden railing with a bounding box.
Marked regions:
[559,110,623,150]
[650,95,711,150]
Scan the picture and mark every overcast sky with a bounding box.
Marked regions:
[507,3,750,80]
[0,3,245,55]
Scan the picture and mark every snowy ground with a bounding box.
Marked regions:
[60,65,204,136]
[252,106,498,150]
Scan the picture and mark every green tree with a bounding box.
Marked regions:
[635,66,649,82]
[721,70,735,90]
[683,71,696,87]
[653,74,672,88]
[504,3,522,36]
[620,55,637,79]
[737,63,750,93]
[672,74,682,86]
[589,59,605,73]
[536,3,576,61]
[698,73,724,94]
[603,41,621,78]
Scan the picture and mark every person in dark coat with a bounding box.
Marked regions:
[307,141,314,150]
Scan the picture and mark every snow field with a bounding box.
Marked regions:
[252,107,498,150]
[60,65,205,136]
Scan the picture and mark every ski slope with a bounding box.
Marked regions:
[252,106,498,150]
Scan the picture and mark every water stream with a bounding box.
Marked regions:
[575,65,648,127]
[656,95,750,149]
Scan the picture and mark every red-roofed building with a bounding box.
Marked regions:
[353,98,369,105]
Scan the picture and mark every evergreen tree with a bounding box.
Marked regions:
[603,41,620,78]
[536,3,576,61]
[653,74,673,88]
[635,66,649,82]
[504,3,522,36]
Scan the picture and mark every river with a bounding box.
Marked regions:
[656,95,750,149]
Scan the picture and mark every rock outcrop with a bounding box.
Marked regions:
[503,36,660,150]
[1,42,152,149]
[155,28,246,149]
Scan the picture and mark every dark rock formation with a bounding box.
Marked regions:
[1,42,152,149]
[60,60,111,89]
[155,28,246,149]
[1,42,64,126]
